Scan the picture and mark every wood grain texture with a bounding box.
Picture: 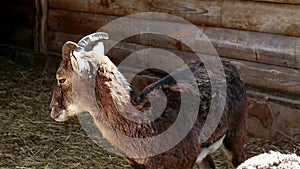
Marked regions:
[48,17,300,69]
[40,0,48,54]
[33,0,48,53]
[222,1,300,37]
[47,0,300,98]
[49,0,222,26]
[248,0,300,5]
[34,0,41,52]
[48,9,119,35]
[49,0,300,36]
[48,31,82,52]
[230,59,300,99]
[204,27,299,68]
[48,31,300,97]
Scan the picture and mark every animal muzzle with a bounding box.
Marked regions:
[50,105,61,118]
[50,104,63,120]
[50,106,71,122]
[50,83,68,121]
[50,98,69,122]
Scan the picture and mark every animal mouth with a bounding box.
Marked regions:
[51,107,68,122]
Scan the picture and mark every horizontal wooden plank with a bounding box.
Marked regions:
[48,9,119,35]
[49,0,300,37]
[106,44,300,99]
[48,31,300,98]
[48,31,199,66]
[0,5,34,27]
[230,59,300,100]
[48,31,82,52]
[248,0,300,5]
[116,27,299,69]
[205,27,299,68]
[221,1,300,37]
[49,0,222,26]
[296,39,300,64]
[48,16,300,69]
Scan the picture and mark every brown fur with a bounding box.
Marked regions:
[50,41,247,169]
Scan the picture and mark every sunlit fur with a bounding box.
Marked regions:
[50,39,248,169]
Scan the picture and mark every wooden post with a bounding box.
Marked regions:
[40,0,48,54]
[34,0,48,55]
[34,0,39,52]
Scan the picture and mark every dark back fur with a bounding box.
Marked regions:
[94,59,247,169]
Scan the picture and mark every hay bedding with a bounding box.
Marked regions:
[0,57,299,169]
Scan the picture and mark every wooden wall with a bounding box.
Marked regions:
[1,0,298,141]
[47,0,300,98]
[47,0,300,141]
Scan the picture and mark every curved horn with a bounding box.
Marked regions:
[77,32,109,51]
[62,41,78,61]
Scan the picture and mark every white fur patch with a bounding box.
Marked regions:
[92,42,105,56]
[73,51,88,67]
[196,134,226,163]
[72,50,94,75]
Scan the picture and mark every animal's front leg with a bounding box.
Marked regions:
[195,155,215,169]
[125,158,145,169]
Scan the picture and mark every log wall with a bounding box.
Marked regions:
[1,0,298,141]
[46,0,300,141]
[49,0,300,36]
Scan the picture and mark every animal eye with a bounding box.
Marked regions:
[58,78,66,84]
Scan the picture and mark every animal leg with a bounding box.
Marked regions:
[223,132,246,167]
[195,155,215,169]
[126,158,145,169]
[223,98,247,167]
[195,135,225,168]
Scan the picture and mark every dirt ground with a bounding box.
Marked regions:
[0,57,299,169]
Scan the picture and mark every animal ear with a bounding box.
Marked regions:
[70,54,79,72]
[70,50,93,75]
[62,41,78,61]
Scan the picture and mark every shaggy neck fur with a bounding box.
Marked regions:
[93,56,153,138]
[91,56,160,160]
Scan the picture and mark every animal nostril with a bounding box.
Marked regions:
[58,78,66,83]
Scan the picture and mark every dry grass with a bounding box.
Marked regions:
[0,57,299,169]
